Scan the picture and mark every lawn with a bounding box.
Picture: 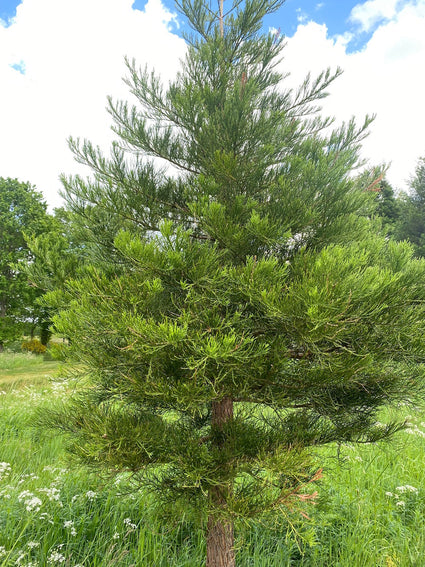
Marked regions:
[1,353,425,566]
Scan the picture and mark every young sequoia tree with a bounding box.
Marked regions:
[45,0,425,564]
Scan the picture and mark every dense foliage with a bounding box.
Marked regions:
[395,157,425,257]
[0,178,53,348]
[38,0,425,564]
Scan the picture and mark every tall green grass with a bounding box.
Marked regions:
[1,353,425,566]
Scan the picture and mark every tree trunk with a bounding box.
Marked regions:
[206,397,235,567]
[40,322,52,346]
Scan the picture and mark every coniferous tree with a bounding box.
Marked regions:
[44,1,425,564]
[396,157,425,257]
[375,179,400,235]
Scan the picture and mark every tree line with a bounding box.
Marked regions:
[2,0,425,564]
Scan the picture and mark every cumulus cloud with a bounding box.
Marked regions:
[0,0,186,207]
[349,0,403,32]
[0,0,424,207]
[282,0,425,191]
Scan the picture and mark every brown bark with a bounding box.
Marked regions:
[206,487,235,567]
[206,397,235,567]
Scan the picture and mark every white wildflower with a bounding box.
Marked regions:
[385,492,393,497]
[27,542,40,549]
[15,551,27,565]
[39,486,62,503]
[85,490,97,500]
[396,485,418,494]
[64,520,77,536]
[405,426,425,438]
[39,512,54,524]
[0,546,7,558]
[112,532,120,540]
[26,497,42,512]
[0,462,11,480]
[123,518,137,530]
[18,490,34,502]
[47,550,66,564]
[396,500,406,507]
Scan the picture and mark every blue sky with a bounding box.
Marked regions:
[0,0,379,52]
[1,0,354,30]
[1,0,425,207]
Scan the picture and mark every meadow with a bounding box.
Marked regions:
[1,352,425,566]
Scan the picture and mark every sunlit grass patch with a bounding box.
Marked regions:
[0,353,58,391]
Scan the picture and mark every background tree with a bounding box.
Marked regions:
[23,208,87,293]
[23,204,132,345]
[375,179,400,235]
[43,1,425,565]
[353,168,400,237]
[23,228,77,345]
[395,156,425,257]
[0,178,53,350]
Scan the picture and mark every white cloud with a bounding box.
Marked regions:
[296,8,309,24]
[350,0,403,32]
[0,0,424,208]
[282,0,425,191]
[0,0,185,208]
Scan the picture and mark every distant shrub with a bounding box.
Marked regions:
[21,338,47,355]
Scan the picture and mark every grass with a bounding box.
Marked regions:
[1,353,425,565]
[0,352,59,391]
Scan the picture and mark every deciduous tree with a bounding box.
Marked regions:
[0,178,52,349]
